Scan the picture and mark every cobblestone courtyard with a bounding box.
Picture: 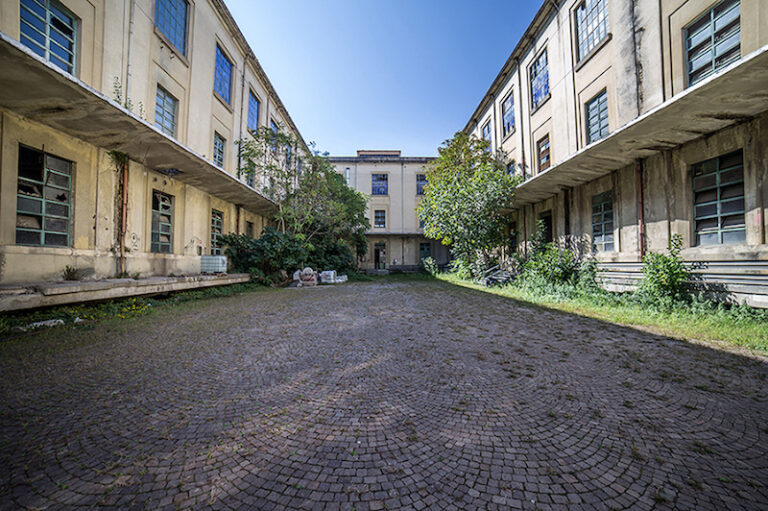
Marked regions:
[1,280,767,510]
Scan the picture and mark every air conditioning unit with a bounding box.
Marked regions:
[201,255,227,274]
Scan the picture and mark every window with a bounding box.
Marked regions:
[509,222,518,252]
[154,0,187,56]
[245,221,254,238]
[16,145,72,246]
[538,210,553,243]
[537,135,551,172]
[214,45,233,104]
[591,191,614,252]
[344,167,351,185]
[416,174,427,195]
[154,85,178,137]
[575,0,609,61]
[213,132,226,167]
[20,0,77,74]
[686,0,740,87]
[529,49,550,110]
[374,210,386,228]
[482,121,492,143]
[210,209,223,255]
[506,161,517,175]
[693,150,745,245]
[285,143,292,168]
[247,91,260,132]
[585,90,609,144]
[419,242,431,261]
[372,174,388,195]
[419,218,425,229]
[151,190,173,253]
[502,93,515,136]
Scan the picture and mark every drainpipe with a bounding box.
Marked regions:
[636,159,645,257]
[125,0,136,101]
[629,0,642,117]
[120,159,129,275]
[236,205,241,234]
[515,58,527,177]
[237,57,247,180]
[523,207,528,255]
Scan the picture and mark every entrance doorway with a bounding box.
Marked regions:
[374,243,386,269]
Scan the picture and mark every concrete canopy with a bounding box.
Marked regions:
[0,32,277,216]
[513,44,768,206]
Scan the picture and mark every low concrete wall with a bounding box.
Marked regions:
[0,273,250,312]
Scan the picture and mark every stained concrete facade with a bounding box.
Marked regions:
[465,0,768,306]
[329,151,449,271]
[0,0,305,284]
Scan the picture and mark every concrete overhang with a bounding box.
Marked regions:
[513,43,768,207]
[0,32,277,216]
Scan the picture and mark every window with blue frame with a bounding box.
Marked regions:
[372,174,388,195]
[214,45,233,104]
[154,0,188,55]
[210,209,223,255]
[685,0,740,87]
[502,93,515,137]
[247,91,260,132]
[693,150,745,245]
[270,120,279,133]
[575,0,609,61]
[374,210,386,228]
[20,0,77,74]
[416,174,427,195]
[16,145,72,247]
[529,49,550,110]
[213,132,225,167]
[585,89,609,144]
[154,85,178,137]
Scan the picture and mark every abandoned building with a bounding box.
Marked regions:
[0,0,305,301]
[464,0,768,307]
[329,151,450,272]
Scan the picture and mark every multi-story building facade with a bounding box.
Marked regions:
[0,0,305,284]
[466,0,768,307]
[329,150,449,272]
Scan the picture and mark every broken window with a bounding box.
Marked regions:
[693,150,745,245]
[211,209,223,255]
[591,191,614,252]
[245,220,254,238]
[537,135,551,172]
[151,190,174,253]
[20,0,78,74]
[16,144,72,247]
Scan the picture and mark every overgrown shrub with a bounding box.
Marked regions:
[638,234,691,306]
[421,256,438,276]
[520,245,580,285]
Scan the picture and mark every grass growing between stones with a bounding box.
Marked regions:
[437,274,768,353]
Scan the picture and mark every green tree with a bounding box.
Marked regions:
[417,132,519,275]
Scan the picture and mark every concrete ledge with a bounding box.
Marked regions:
[0,274,250,312]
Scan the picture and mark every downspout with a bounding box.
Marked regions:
[636,159,645,257]
[237,56,247,180]
[629,0,642,117]
[523,207,528,255]
[236,205,241,235]
[515,58,527,177]
[120,159,128,275]
[125,0,136,101]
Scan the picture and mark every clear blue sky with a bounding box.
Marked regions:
[226,1,541,157]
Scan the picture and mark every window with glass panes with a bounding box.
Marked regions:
[575,0,609,61]
[154,85,178,137]
[585,90,609,144]
[537,135,551,171]
[529,50,550,109]
[154,0,187,55]
[214,45,233,104]
[692,150,745,245]
[245,221,254,238]
[372,174,388,195]
[151,190,173,253]
[591,191,614,252]
[502,93,515,136]
[416,174,427,195]
[213,132,225,167]
[686,0,740,87]
[247,91,260,132]
[20,0,77,74]
[16,145,72,246]
[482,121,492,143]
[419,242,431,261]
[374,210,386,228]
[210,209,223,255]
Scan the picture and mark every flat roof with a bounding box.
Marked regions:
[0,32,276,215]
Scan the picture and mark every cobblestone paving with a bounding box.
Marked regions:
[1,280,768,510]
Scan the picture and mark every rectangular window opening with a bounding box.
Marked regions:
[213,132,226,168]
[214,45,233,104]
[537,135,551,172]
[685,0,740,87]
[151,190,174,253]
[372,173,388,195]
[211,209,223,255]
[530,49,550,110]
[20,0,78,74]
[591,190,614,252]
[154,0,188,56]
[585,89,609,144]
[416,174,427,195]
[575,0,609,61]
[693,150,745,246]
[502,93,515,137]
[374,210,386,228]
[154,85,178,137]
